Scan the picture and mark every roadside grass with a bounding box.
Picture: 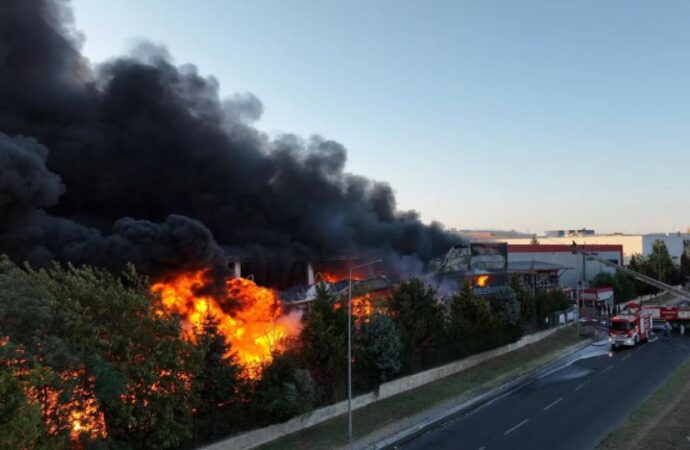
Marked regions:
[258,327,585,450]
[598,355,690,450]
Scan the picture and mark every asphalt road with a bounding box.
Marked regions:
[402,335,690,450]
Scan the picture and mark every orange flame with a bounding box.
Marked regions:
[24,370,107,444]
[475,275,490,287]
[151,270,302,377]
[334,293,376,322]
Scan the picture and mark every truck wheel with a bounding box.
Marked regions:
[634,335,639,345]
[611,344,617,351]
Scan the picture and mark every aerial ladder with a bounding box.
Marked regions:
[570,242,690,302]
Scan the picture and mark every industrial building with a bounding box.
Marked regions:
[507,244,623,290]
[498,233,690,266]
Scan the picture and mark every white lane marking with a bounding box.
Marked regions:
[543,397,563,411]
[601,364,614,374]
[575,380,590,391]
[622,353,632,361]
[478,447,486,450]
[504,419,529,435]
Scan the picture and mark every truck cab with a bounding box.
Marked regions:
[609,312,652,349]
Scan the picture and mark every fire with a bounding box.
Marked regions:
[333,293,376,321]
[24,370,107,444]
[476,275,490,287]
[151,270,302,377]
[351,293,374,319]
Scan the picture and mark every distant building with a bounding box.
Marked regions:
[578,287,614,309]
[507,244,623,290]
[545,228,595,238]
[450,229,532,241]
[497,233,690,267]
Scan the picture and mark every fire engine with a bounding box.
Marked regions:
[569,243,690,345]
[609,309,653,349]
[625,301,690,328]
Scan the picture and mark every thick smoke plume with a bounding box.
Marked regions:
[0,0,461,279]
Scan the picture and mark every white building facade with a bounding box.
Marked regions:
[499,234,690,266]
[507,244,624,289]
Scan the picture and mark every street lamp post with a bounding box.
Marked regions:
[348,259,382,442]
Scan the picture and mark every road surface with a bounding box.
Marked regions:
[402,336,690,450]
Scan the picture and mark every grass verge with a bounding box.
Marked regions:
[597,356,690,450]
[258,327,585,450]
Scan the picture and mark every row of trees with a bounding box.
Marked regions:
[0,258,573,449]
[590,271,637,304]
[629,240,685,295]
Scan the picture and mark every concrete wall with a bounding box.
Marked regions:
[201,326,567,450]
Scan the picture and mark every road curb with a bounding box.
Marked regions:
[360,339,591,450]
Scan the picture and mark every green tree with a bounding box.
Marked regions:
[355,312,401,389]
[535,289,571,326]
[628,241,683,293]
[509,275,535,324]
[253,351,315,425]
[487,286,521,326]
[299,284,347,404]
[193,313,246,443]
[0,257,201,449]
[649,240,683,285]
[680,252,690,281]
[614,271,636,302]
[0,369,54,450]
[590,271,637,304]
[629,254,655,295]
[387,278,445,372]
[446,281,493,356]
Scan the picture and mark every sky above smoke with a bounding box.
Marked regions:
[0,0,460,276]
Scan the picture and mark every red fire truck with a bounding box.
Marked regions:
[625,301,690,328]
[609,310,653,349]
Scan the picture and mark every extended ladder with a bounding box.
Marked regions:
[571,242,690,301]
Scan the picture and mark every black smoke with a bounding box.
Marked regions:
[0,0,461,280]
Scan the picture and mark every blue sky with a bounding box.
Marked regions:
[72,0,690,234]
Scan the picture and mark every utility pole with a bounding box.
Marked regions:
[658,243,662,283]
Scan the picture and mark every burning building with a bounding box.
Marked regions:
[0,1,466,444]
[430,242,510,296]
